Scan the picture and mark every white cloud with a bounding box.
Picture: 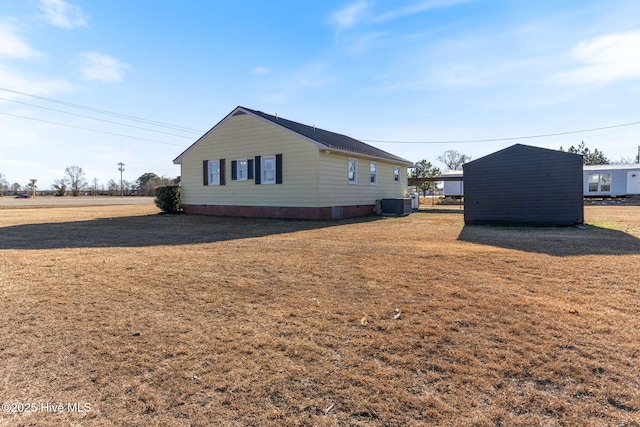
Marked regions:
[373,0,474,23]
[79,52,129,83]
[0,20,72,99]
[0,21,40,59]
[0,64,72,97]
[38,0,89,29]
[552,30,640,85]
[330,0,368,29]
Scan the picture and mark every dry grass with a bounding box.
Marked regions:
[1,203,639,426]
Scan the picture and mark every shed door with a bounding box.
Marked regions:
[627,171,640,195]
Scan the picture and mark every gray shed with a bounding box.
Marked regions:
[463,144,584,226]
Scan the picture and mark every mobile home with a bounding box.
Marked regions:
[583,164,640,197]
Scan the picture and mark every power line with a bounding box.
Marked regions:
[0,111,188,147]
[3,85,638,146]
[361,120,640,144]
[0,96,195,139]
[0,87,205,134]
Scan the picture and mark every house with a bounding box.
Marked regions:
[463,144,584,226]
[583,164,640,197]
[173,106,412,219]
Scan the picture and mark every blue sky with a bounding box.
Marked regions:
[1,0,640,190]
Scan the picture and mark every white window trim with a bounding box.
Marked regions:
[370,161,378,185]
[237,158,248,181]
[348,158,358,184]
[588,173,612,192]
[393,165,400,183]
[208,160,220,186]
[262,155,276,184]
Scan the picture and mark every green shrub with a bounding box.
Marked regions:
[154,185,183,214]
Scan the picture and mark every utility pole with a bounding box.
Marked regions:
[117,162,125,197]
[637,146,640,163]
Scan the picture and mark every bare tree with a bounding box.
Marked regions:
[65,166,88,196]
[52,179,67,196]
[107,179,119,196]
[611,156,635,165]
[0,173,8,196]
[122,180,133,196]
[437,150,471,170]
[92,178,99,197]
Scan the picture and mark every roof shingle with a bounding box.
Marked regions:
[242,107,411,164]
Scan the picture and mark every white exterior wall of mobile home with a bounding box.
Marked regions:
[436,165,640,198]
[583,165,640,197]
[442,171,464,197]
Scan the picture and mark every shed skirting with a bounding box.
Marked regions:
[183,204,375,219]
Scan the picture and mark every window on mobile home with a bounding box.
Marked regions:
[587,173,611,192]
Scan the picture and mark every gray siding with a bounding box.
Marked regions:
[463,144,584,226]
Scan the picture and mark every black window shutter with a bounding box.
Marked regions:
[231,160,237,180]
[276,154,283,184]
[203,160,208,186]
[254,156,261,184]
[248,159,254,180]
[220,159,226,185]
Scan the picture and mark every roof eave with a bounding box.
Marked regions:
[319,146,412,165]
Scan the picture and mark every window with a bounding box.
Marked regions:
[394,166,400,183]
[203,159,225,185]
[238,159,248,181]
[600,173,611,192]
[588,173,611,192]
[232,159,253,181]
[348,159,358,184]
[254,154,281,185]
[208,160,220,185]
[262,156,276,184]
[370,162,378,185]
[588,174,599,192]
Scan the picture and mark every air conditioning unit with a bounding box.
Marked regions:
[380,198,412,216]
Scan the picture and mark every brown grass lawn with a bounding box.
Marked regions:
[1,203,639,426]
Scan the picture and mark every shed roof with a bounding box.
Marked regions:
[463,144,581,168]
[174,106,412,165]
